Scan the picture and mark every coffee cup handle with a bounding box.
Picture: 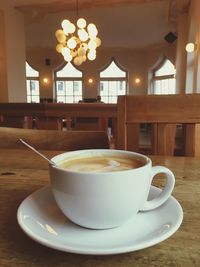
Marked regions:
[140,166,175,211]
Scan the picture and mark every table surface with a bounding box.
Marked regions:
[0,148,199,267]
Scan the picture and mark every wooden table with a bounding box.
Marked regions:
[0,148,199,267]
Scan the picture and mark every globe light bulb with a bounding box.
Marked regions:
[67,37,77,49]
[64,54,73,62]
[55,29,64,38]
[74,56,83,66]
[95,37,101,47]
[88,40,97,50]
[87,23,98,38]
[56,43,64,53]
[81,55,87,62]
[61,47,71,57]
[61,19,71,30]
[78,47,86,57]
[78,29,89,42]
[56,18,100,65]
[68,23,76,34]
[87,23,97,32]
[77,18,86,29]
[185,43,195,53]
[88,50,96,61]
[56,33,66,43]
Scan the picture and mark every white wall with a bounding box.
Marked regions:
[26,44,176,100]
[185,0,200,93]
[0,0,26,102]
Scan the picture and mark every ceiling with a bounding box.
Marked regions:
[12,0,191,49]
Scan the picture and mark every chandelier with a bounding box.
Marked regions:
[55,0,101,66]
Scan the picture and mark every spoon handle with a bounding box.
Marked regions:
[19,138,55,165]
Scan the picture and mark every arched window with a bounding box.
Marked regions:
[99,58,127,103]
[26,62,40,103]
[55,62,83,103]
[151,59,176,95]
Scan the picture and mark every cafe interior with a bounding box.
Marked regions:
[0,0,200,266]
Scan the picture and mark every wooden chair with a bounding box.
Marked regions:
[0,127,109,151]
[117,94,200,156]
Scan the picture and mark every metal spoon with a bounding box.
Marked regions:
[19,138,56,166]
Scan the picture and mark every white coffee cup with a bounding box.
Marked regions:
[49,149,175,229]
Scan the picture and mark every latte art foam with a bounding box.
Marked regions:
[58,156,143,173]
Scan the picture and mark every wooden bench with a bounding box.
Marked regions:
[117,94,200,156]
[0,127,109,151]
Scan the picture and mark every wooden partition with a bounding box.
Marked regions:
[0,102,117,139]
[117,95,200,156]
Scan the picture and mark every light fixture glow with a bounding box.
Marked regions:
[135,78,141,84]
[43,78,48,84]
[77,18,86,29]
[88,78,93,84]
[55,1,101,66]
[185,42,195,53]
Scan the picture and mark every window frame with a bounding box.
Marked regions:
[25,62,40,103]
[98,57,128,104]
[150,58,176,95]
[54,62,83,103]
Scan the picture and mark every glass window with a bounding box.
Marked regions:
[99,59,127,103]
[55,62,83,103]
[151,59,176,95]
[26,62,40,103]
[100,61,126,78]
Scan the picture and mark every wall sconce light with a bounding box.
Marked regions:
[135,78,141,84]
[88,78,93,84]
[185,42,196,53]
[43,78,49,84]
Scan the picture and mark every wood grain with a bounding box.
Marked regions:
[0,127,109,151]
[0,149,199,267]
[117,95,200,156]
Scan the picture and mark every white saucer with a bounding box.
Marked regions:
[17,185,183,255]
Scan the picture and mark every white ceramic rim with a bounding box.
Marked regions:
[50,149,151,174]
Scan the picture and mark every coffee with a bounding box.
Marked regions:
[58,156,143,173]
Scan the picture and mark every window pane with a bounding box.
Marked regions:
[154,78,176,94]
[26,80,31,95]
[65,81,73,95]
[101,96,109,103]
[56,81,65,95]
[99,60,126,103]
[31,95,40,103]
[153,59,176,95]
[26,62,40,102]
[100,81,109,95]
[55,62,83,103]
[30,80,39,94]
[66,96,74,103]
[109,81,117,95]
[26,62,39,77]
[56,62,82,78]
[100,61,126,78]
[118,81,126,94]
[109,96,117,103]
[27,95,31,103]
[168,79,176,94]
[74,81,82,96]
[155,59,175,76]
[57,96,65,103]
[74,95,82,103]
